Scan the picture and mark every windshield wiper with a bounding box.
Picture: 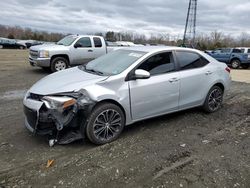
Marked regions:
[57,43,64,45]
[82,65,104,75]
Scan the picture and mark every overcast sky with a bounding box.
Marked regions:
[0,0,249,38]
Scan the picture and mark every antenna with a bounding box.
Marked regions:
[183,0,197,48]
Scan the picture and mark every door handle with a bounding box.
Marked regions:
[205,71,213,75]
[169,77,179,83]
[88,49,93,52]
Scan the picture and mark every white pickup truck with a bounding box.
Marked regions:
[29,35,119,72]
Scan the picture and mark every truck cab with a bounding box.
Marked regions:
[207,48,249,69]
[29,35,107,72]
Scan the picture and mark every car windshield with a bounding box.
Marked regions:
[79,50,146,76]
[57,36,77,46]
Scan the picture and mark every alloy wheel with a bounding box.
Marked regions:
[208,88,223,111]
[93,109,122,141]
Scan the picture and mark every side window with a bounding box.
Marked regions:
[75,37,92,48]
[175,51,209,70]
[93,37,102,48]
[137,52,175,75]
[232,49,241,53]
[221,49,231,53]
[247,49,250,53]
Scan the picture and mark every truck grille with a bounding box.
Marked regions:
[29,50,38,59]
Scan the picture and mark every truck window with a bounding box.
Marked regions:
[232,49,242,53]
[75,37,92,48]
[220,49,231,53]
[248,49,250,53]
[93,37,102,48]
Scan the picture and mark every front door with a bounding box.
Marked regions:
[71,37,95,65]
[129,52,180,120]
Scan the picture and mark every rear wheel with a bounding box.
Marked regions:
[85,103,125,145]
[231,59,240,69]
[241,64,249,69]
[203,86,223,113]
[51,57,68,72]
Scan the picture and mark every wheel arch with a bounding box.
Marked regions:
[230,57,241,64]
[92,99,127,122]
[213,82,225,92]
[50,54,70,65]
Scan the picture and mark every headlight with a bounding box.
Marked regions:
[41,96,76,111]
[39,50,49,58]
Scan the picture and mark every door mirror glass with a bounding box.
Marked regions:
[135,69,150,79]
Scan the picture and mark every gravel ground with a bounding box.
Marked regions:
[0,49,249,188]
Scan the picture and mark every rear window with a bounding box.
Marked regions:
[93,37,102,48]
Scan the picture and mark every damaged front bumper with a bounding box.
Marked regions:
[23,91,95,144]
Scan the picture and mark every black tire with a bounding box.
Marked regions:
[51,57,68,72]
[231,59,240,69]
[203,86,223,113]
[241,64,249,69]
[85,103,125,145]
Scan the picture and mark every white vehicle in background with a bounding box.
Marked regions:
[115,41,143,46]
[29,35,120,72]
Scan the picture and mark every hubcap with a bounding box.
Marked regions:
[208,88,222,111]
[93,109,122,141]
[55,60,66,71]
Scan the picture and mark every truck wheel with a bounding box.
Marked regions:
[231,59,240,69]
[241,64,249,69]
[51,57,68,72]
[85,103,125,145]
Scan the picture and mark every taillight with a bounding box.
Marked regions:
[225,67,231,73]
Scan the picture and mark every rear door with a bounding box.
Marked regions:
[92,37,107,57]
[175,51,213,109]
[129,51,180,120]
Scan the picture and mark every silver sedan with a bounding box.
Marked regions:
[23,46,231,145]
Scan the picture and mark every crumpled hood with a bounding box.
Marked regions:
[30,44,68,51]
[29,67,108,95]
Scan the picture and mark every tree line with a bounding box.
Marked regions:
[0,24,249,50]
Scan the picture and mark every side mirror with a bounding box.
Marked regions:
[134,69,150,79]
[74,43,81,48]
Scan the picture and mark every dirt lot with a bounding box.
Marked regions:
[0,49,249,188]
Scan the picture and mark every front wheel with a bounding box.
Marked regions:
[85,103,125,145]
[51,57,68,72]
[203,86,223,113]
[231,59,240,69]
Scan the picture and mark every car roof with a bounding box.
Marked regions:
[120,46,201,54]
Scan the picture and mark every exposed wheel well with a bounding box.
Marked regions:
[50,54,70,65]
[213,83,225,92]
[92,99,126,121]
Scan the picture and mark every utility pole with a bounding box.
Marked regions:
[183,0,197,48]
